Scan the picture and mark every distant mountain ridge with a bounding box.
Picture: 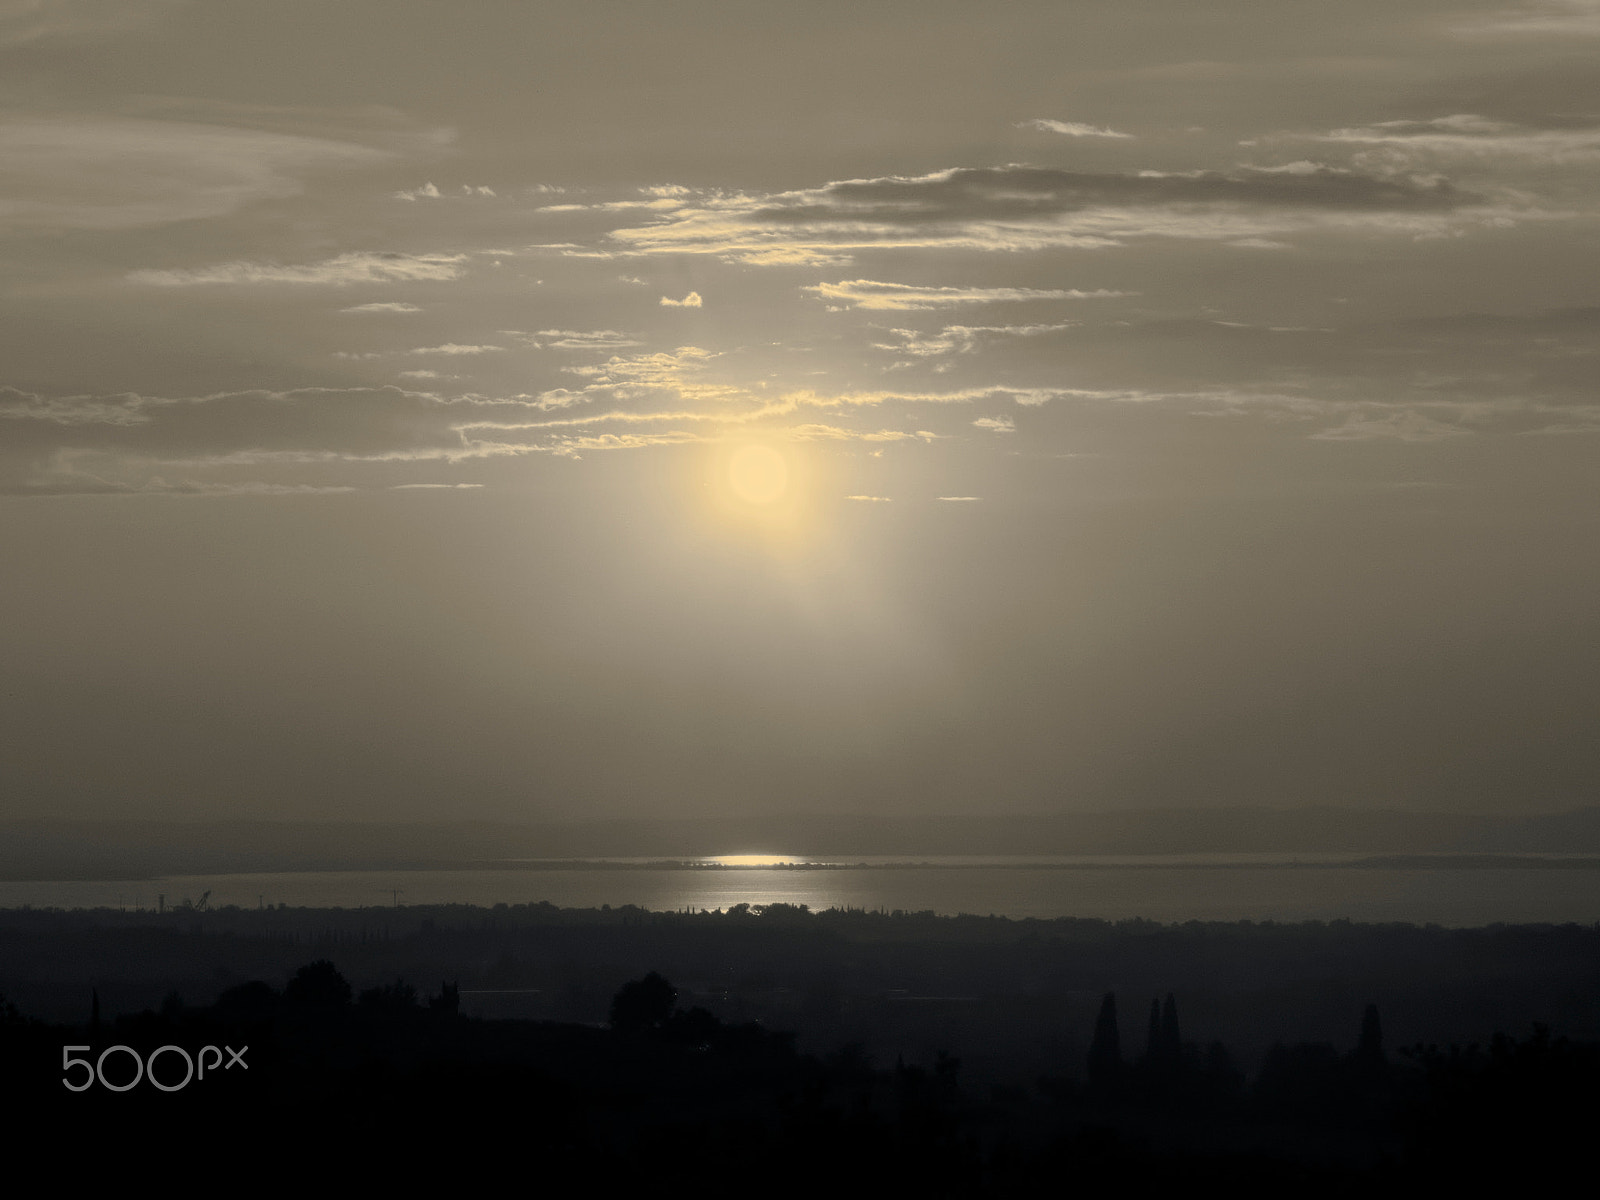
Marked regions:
[4,807,1600,880]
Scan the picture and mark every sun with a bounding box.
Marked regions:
[698,439,827,544]
[727,443,790,505]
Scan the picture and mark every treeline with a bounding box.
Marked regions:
[6,902,1597,1077]
[2,962,1596,1188]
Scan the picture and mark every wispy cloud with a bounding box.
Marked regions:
[508,330,644,351]
[129,252,467,287]
[1318,114,1600,164]
[874,323,1076,357]
[0,1,184,48]
[408,343,503,356]
[340,302,422,314]
[806,280,1122,311]
[1309,411,1473,441]
[660,291,704,307]
[1453,0,1600,37]
[601,164,1485,262]
[395,181,496,200]
[1021,118,1133,139]
[532,346,735,409]
[0,116,392,232]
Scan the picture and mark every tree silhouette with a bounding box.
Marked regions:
[215,979,278,1022]
[429,981,459,1016]
[1087,992,1121,1091]
[284,959,352,1009]
[610,971,677,1033]
[1356,1003,1384,1063]
[1160,992,1181,1065]
[359,978,419,1015]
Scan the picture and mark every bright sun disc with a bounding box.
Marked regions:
[727,444,789,505]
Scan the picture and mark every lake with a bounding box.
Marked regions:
[4,854,1600,925]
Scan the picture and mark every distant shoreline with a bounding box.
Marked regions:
[7,852,1600,884]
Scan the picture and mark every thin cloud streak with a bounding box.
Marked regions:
[806,280,1124,310]
[128,252,467,287]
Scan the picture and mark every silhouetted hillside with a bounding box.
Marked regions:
[5,944,1595,1188]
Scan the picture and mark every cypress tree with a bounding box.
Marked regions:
[1357,1003,1384,1062]
[1088,992,1122,1090]
[1161,992,1181,1065]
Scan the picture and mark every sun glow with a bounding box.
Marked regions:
[727,443,789,505]
[712,854,803,867]
[702,440,823,543]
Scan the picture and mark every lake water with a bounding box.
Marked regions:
[5,855,1600,926]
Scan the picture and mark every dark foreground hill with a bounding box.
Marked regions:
[5,901,1599,1077]
[5,950,1597,1191]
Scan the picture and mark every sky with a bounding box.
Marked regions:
[2,1,1597,825]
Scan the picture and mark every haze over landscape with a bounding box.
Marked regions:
[3,1,1597,858]
[10,14,1600,1186]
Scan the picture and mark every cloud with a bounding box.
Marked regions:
[762,165,1475,218]
[128,252,467,287]
[0,384,556,493]
[408,343,503,355]
[660,291,704,307]
[806,280,1123,311]
[530,346,738,409]
[725,247,855,266]
[391,482,485,489]
[395,181,496,200]
[538,430,707,457]
[772,424,937,446]
[0,376,1023,492]
[764,384,1109,411]
[0,116,393,232]
[340,302,422,314]
[1309,411,1474,441]
[845,494,893,501]
[1453,1,1600,37]
[0,385,166,426]
[560,346,719,382]
[511,329,644,351]
[0,0,182,47]
[1318,114,1600,164]
[874,323,1075,357]
[973,416,1016,433]
[602,164,1484,262]
[1021,119,1134,139]
[937,496,982,501]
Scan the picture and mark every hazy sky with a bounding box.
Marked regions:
[3,1,1597,823]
